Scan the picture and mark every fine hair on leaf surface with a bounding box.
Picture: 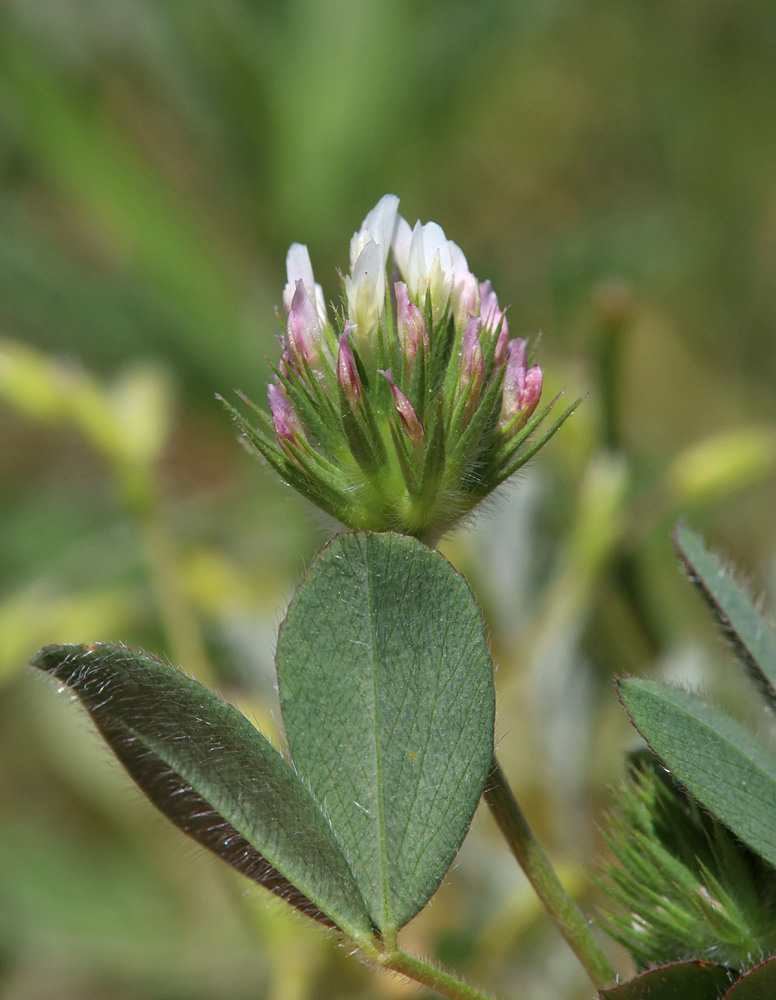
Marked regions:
[276,530,496,937]
[673,523,776,713]
[30,643,375,942]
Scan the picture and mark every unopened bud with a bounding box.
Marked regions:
[459,317,484,406]
[268,382,304,444]
[379,369,424,451]
[480,280,509,364]
[286,280,322,373]
[500,338,542,431]
[500,338,527,426]
[337,327,362,407]
[395,281,428,364]
[283,243,328,327]
[452,271,480,330]
[521,365,543,419]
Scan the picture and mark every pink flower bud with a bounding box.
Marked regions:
[337,326,362,407]
[286,280,322,373]
[283,243,327,327]
[521,364,543,419]
[452,270,480,330]
[459,317,484,402]
[394,281,428,363]
[268,382,304,444]
[378,369,424,450]
[480,280,509,364]
[494,322,509,366]
[277,339,297,381]
[499,338,542,431]
[500,338,526,426]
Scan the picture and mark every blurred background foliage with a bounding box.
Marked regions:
[1,1,775,998]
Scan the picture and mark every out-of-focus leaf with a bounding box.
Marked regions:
[0,338,173,469]
[723,956,776,997]
[667,430,776,507]
[30,643,374,942]
[0,337,119,452]
[599,960,737,999]
[108,363,174,465]
[0,35,252,384]
[276,531,495,936]
[618,679,776,869]
[0,583,139,683]
[673,524,776,712]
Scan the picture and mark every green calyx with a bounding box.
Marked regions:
[597,752,776,971]
[226,315,578,543]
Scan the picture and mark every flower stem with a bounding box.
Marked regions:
[372,947,498,1000]
[484,755,615,989]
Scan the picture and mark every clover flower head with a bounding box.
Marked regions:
[227,196,579,542]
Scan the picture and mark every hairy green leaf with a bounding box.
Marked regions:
[674,525,776,712]
[599,961,736,999]
[724,956,776,997]
[31,644,373,942]
[618,678,776,870]
[276,531,495,935]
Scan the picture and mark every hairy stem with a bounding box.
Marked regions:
[484,755,615,989]
[371,947,498,1000]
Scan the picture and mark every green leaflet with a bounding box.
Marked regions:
[276,531,495,936]
[673,525,776,712]
[724,957,776,998]
[30,644,373,944]
[618,679,776,871]
[602,957,776,1000]
[599,961,736,1000]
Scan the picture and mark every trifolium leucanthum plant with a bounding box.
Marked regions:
[31,198,776,1000]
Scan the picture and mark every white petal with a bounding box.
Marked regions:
[314,284,328,327]
[452,270,480,330]
[448,240,469,282]
[349,231,364,272]
[408,221,426,298]
[364,194,400,248]
[392,215,413,279]
[420,222,450,275]
[346,240,385,338]
[350,194,400,269]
